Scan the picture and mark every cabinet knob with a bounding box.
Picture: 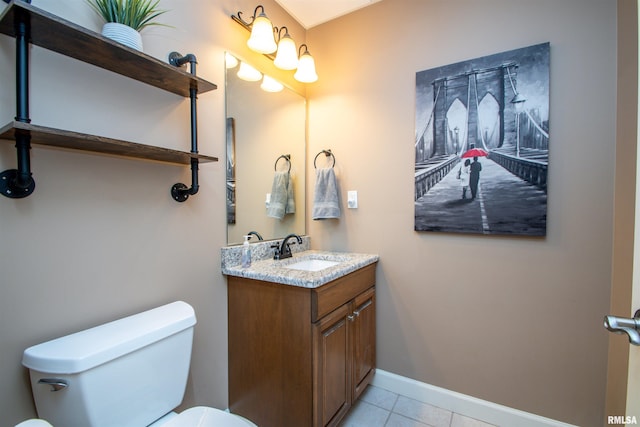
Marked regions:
[347,314,355,321]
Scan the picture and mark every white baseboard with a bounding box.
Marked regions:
[371,369,577,427]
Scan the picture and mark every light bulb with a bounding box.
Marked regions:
[237,62,262,82]
[247,12,277,54]
[294,48,318,83]
[274,33,298,70]
[261,75,284,92]
[225,52,239,69]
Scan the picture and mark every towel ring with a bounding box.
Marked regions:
[314,150,335,169]
[274,154,291,172]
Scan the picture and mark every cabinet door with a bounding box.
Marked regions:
[313,302,352,427]
[352,287,376,401]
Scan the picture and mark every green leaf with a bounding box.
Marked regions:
[86,0,168,31]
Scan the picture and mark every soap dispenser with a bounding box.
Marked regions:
[241,235,252,268]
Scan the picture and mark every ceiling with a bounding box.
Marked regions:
[275,0,382,29]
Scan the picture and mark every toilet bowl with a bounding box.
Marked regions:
[16,409,254,427]
[15,420,53,427]
[154,407,255,427]
[16,410,253,427]
[21,301,257,427]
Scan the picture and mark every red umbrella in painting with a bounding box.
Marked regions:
[461,147,488,158]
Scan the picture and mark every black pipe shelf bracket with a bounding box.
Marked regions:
[0,1,218,202]
[168,51,200,203]
[1,0,35,199]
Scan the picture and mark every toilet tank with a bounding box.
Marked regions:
[22,301,197,427]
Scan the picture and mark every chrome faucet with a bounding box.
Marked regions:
[604,309,640,345]
[272,234,303,260]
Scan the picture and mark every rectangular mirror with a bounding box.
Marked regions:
[225,53,306,245]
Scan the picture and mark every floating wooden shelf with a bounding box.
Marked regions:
[0,1,217,97]
[0,1,219,200]
[0,121,218,165]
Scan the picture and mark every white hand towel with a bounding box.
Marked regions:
[312,167,340,220]
[267,171,295,220]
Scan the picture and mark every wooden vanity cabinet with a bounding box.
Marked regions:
[227,263,376,427]
[313,286,376,426]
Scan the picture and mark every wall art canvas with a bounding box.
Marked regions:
[414,42,549,236]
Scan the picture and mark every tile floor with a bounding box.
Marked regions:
[339,385,497,427]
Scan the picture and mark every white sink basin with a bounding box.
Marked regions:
[283,259,341,272]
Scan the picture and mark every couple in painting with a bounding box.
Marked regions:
[457,157,482,199]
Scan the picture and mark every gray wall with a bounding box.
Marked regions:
[306,1,624,426]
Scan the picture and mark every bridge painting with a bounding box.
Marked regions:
[414,43,549,236]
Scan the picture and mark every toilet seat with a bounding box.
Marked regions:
[14,421,53,427]
[160,407,257,427]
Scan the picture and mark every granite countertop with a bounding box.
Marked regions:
[222,250,379,288]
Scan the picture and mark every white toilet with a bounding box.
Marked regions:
[21,301,257,427]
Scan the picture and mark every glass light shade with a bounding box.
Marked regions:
[247,14,277,54]
[294,51,318,83]
[225,52,239,69]
[237,61,262,82]
[273,34,298,70]
[261,75,284,92]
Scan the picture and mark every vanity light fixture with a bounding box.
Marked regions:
[261,75,284,92]
[294,44,318,83]
[273,27,298,70]
[225,52,239,69]
[228,53,284,93]
[231,5,318,82]
[237,61,262,82]
[244,5,277,54]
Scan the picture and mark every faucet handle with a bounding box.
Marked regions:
[271,243,282,260]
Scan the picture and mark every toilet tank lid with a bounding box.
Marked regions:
[22,301,196,374]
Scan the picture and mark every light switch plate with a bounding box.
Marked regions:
[347,190,358,209]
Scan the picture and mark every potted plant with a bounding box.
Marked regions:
[87,0,168,51]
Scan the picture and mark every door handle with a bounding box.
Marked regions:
[604,309,640,345]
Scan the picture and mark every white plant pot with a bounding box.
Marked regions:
[101,22,143,51]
